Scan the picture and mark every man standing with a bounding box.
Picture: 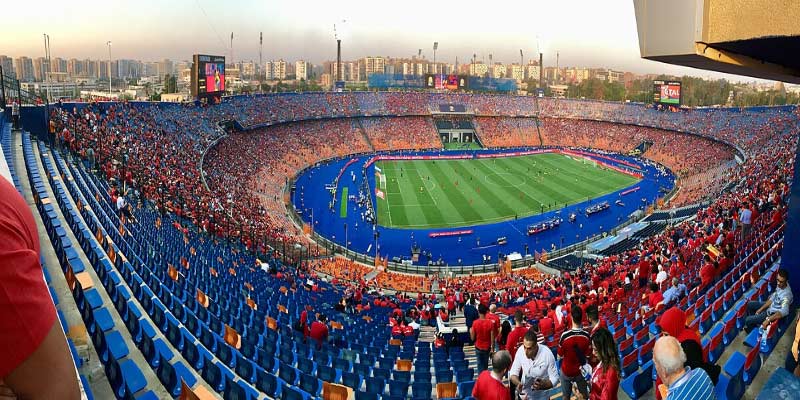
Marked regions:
[653,336,715,400]
[11,100,19,129]
[744,269,793,332]
[558,305,591,400]
[510,329,558,400]
[464,297,479,330]
[309,314,329,349]
[505,310,530,398]
[471,304,495,374]
[739,202,752,240]
[472,350,512,400]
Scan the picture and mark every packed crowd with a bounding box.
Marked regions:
[475,117,540,147]
[359,116,440,151]
[204,118,372,249]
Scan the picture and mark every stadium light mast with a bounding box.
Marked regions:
[106,41,112,97]
[433,42,438,74]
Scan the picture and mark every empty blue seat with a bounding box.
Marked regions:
[412,382,432,398]
[316,364,337,383]
[235,353,257,384]
[278,363,299,386]
[255,368,281,398]
[223,375,247,400]
[201,360,226,392]
[299,373,320,397]
[458,380,475,398]
[281,385,305,400]
[716,358,745,400]
[365,377,385,395]
[342,371,362,391]
[156,355,197,398]
[621,360,653,399]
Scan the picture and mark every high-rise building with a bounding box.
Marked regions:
[115,59,142,79]
[84,59,96,78]
[295,60,308,80]
[329,61,359,82]
[158,59,174,77]
[363,56,385,78]
[525,62,541,83]
[14,57,35,81]
[0,55,14,79]
[51,57,67,73]
[468,62,488,77]
[33,57,51,81]
[143,62,159,77]
[240,61,257,80]
[67,59,79,78]
[96,60,108,79]
[265,59,287,80]
[508,64,525,82]
[491,63,505,79]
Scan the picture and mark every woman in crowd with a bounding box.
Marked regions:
[589,328,620,400]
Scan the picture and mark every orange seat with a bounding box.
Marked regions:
[322,381,350,400]
[437,382,457,398]
[396,359,412,372]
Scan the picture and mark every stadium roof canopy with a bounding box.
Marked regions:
[634,0,800,83]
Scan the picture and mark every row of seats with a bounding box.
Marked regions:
[615,222,785,399]
[21,133,156,399]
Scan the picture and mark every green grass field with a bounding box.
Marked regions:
[374,153,639,229]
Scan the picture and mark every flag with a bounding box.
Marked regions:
[374,166,382,173]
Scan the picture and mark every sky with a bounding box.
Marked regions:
[0,0,775,83]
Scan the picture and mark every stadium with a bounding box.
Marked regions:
[2,2,800,400]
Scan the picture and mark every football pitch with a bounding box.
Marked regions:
[374,153,639,229]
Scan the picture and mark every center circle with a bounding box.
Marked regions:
[484,172,526,188]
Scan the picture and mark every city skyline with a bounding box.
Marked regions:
[2,0,778,84]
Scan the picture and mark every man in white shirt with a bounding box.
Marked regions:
[509,329,559,400]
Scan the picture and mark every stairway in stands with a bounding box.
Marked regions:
[355,118,376,152]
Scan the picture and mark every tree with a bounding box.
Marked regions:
[163,74,177,94]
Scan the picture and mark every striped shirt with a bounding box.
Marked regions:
[666,367,716,400]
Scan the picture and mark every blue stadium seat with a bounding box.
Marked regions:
[156,355,197,398]
[201,360,226,392]
[256,368,282,398]
[620,360,653,399]
[457,381,475,398]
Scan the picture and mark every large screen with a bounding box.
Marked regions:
[653,80,681,105]
[425,74,468,90]
[192,54,226,97]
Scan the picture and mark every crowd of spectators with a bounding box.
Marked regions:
[360,117,440,151]
[475,117,540,147]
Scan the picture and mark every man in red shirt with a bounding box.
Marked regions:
[699,254,716,290]
[0,176,80,399]
[309,314,329,348]
[558,305,591,400]
[470,304,495,374]
[506,310,530,360]
[472,350,512,400]
[487,304,502,348]
[639,282,664,317]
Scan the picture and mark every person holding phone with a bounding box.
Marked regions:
[509,329,558,400]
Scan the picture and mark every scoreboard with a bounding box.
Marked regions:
[191,54,226,99]
[425,74,468,90]
[653,80,681,106]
